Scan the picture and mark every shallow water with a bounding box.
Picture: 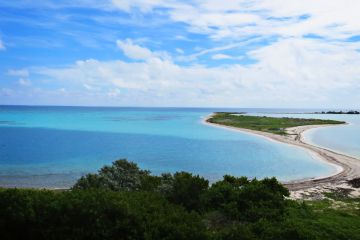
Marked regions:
[302,115,360,158]
[0,106,338,188]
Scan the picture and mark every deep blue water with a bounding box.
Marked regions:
[0,106,339,188]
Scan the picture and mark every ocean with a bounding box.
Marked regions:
[1,106,353,188]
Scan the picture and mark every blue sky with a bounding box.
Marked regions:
[1,0,360,107]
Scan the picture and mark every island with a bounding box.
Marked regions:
[207,112,345,135]
[314,110,360,114]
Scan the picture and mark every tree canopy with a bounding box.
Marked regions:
[1,159,360,240]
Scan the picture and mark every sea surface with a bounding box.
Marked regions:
[0,106,353,188]
[299,115,360,159]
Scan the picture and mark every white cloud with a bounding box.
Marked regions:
[116,39,153,60]
[175,48,184,54]
[246,38,360,92]
[7,69,32,87]
[83,83,98,91]
[0,88,14,96]
[112,0,360,41]
[18,78,31,86]
[177,39,259,62]
[211,54,232,60]
[116,38,171,61]
[111,0,180,13]
[3,1,360,107]
[30,37,360,107]
[8,69,29,77]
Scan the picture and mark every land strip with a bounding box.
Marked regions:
[203,113,360,199]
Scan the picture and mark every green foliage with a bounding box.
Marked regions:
[269,199,360,240]
[212,223,257,240]
[0,189,207,240]
[1,160,360,240]
[323,188,354,200]
[73,159,153,191]
[162,171,209,211]
[203,176,289,222]
[208,112,345,135]
[74,160,209,211]
[348,177,360,188]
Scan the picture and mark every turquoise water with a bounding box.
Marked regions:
[0,106,338,188]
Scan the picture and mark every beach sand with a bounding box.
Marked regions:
[202,114,360,200]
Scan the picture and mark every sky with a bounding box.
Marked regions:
[0,0,360,108]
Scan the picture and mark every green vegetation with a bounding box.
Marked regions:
[315,110,360,114]
[1,159,360,240]
[208,112,345,135]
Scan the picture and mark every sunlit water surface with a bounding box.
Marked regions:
[0,106,342,188]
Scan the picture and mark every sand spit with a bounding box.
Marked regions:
[202,114,360,200]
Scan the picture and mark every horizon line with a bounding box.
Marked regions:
[0,104,358,110]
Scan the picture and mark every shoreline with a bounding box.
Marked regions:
[202,114,360,195]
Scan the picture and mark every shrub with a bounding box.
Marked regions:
[0,189,207,240]
[161,172,209,211]
[73,159,153,191]
[203,176,289,222]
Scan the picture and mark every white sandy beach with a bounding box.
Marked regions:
[202,114,360,199]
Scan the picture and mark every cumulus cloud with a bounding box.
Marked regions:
[116,39,154,60]
[246,38,360,91]
[30,37,360,107]
[3,1,360,107]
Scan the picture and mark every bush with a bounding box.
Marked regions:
[161,171,209,211]
[73,159,153,191]
[0,189,207,240]
[2,160,360,240]
[203,176,289,222]
[73,160,209,211]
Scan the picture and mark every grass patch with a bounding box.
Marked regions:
[286,198,360,239]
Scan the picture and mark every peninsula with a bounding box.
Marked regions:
[204,112,360,199]
[207,112,345,135]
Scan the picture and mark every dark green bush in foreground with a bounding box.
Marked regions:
[0,189,206,240]
[1,159,360,240]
